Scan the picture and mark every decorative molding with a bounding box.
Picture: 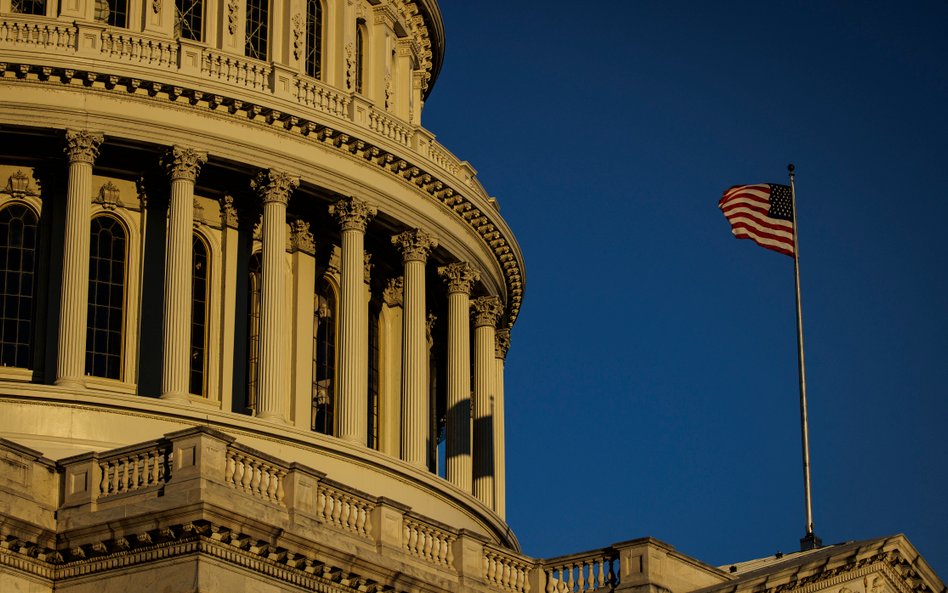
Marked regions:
[494,328,510,359]
[425,312,436,344]
[364,252,373,284]
[226,0,239,34]
[383,277,403,307]
[438,262,479,295]
[292,14,304,61]
[288,219,315,255]
[471,296,502,328]
[327,244,342,275]
[221,194,239,229]
[345,43,354,90]
[2,170,39,199]
[391,229,437,263]
[64,129,103,164]
[164,145,207,182]
[329,197,376,233]
[252,169,300,206]
[94,181,121,210]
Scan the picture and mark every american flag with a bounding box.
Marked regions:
[718,183,795,257]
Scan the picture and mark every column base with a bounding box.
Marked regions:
[54,377,85,389]
[160,391,191,403]
[255,411,287,423]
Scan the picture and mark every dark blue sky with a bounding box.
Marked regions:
[423,0,948,577]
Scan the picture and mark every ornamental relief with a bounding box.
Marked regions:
[2,170,40,200]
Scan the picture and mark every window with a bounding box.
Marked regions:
[94,0,128,28]
[175,0,203,41]
[305,0,323,79]
[0,204,38,369]
[245,0,268,60]
[190,234,209,396]
[10,0,46,15]
[355,21,366,94]
[86,216,127,379]
[246,252,262,411]
[312,277,335,434]
[367,302,379,448]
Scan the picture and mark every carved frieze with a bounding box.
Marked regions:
[392,228,437,263]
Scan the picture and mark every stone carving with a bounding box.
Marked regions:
[471,296,502,328]
[220,194,238,228]
[288,219,315,255]
[345,43,354,90]
[252,169,299,205]
[227,0,238,34]
[426,313,437,345]
[153,0,160,13]
[164,146,207,182]
[495,328,511,359]
[438,262,480,295]
[364,252,373,283]
[95,181,120,210]
[384,73,393,110]
[292,14,304,60]
[3,170,39,199]
[64,129,103,164]
[327,245,341,275]
[392,228,437,262]
[383,277,403,307]
[329,197,376,232]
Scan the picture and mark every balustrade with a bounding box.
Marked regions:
[542,551,618,593]
[296,77,350,119]
[98,445,170,498]
[484,545,531,593]
[403,517,455,568]
[369,108,412,146]
[224,447,287,505]
[202,49,271,91]
[100,31,176,68]
[0,18,75,49]
[317,485,373,538]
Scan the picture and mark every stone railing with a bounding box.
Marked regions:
[484,544,532,593]
[369,107,412,147]
[201,48,271,92]
[404,516,456,569]
[541,549,619,593]
[100,30,176,68]
[224,445,287,505]
[317,483,374,538]
[296,76,350,119]
[97,442,171,499]
[0,18,76,50]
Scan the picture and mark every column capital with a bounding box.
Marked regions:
[330,197,377,232]
[392,229,438,263]
[383,276,403,307]
[288,219,315,255]
[164,146,207,182]
[64,129,104,164]
[438,262,480,295]
[252,169,299,205]
[495,328,511,359]
[471,296,503,328]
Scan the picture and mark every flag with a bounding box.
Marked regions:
[719,183,795,257]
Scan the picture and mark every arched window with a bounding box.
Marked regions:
[86,216,127,379]
[367,302,379,448]
[190,234,209,396]
[94,0,128,28]
[305,0,323,79]
[245,0,269,60]
[247,252,262,411]
[175,0,204,41]
[0,204,38,369]
[355,20,366,94]
[312,277,336,434]
[11,0,46,15]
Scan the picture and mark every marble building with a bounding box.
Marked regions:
[0,1,943,592]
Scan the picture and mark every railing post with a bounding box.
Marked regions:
[282,462,326,528]
[61,451,102,509]
[529,561,546,593]
[371,497,409,552]
[164,426,234,490]
[454,529,488,587]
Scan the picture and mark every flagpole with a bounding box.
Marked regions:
[789,163,820,552]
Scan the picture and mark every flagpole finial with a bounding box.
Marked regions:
[788,163,795,174]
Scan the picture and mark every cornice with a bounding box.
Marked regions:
[0,55,523,329]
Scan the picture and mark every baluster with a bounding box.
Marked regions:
[224,453,236,485]
[446,539,455,568]
[317,489,327,519]
[422,529,433,560]
[566,564,576,593]
[250,461,262,496]
[275,471,285,503]
[597,558,606,589]
[408,524,418,555]
[330,492,342,526]
[402,524,411,552]
[240,456,253,491]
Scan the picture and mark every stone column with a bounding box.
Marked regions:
[252,170,299,421]
[160,146,206,401]
[392,229,438,468]
[438,262,480,492]
[329,197,376,444]
[289,220,316,430]
[494,328,510,519]
[471,296,502,509]
[56,130,103,387]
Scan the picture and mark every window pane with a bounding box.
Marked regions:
[245,0,268,60]
[190,235,209,396]
[0,205,38,368]
[175,0,203,41]
[305,0,323,79]
[86,216,126,379]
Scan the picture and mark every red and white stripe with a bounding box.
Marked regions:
[718,184,795,257]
